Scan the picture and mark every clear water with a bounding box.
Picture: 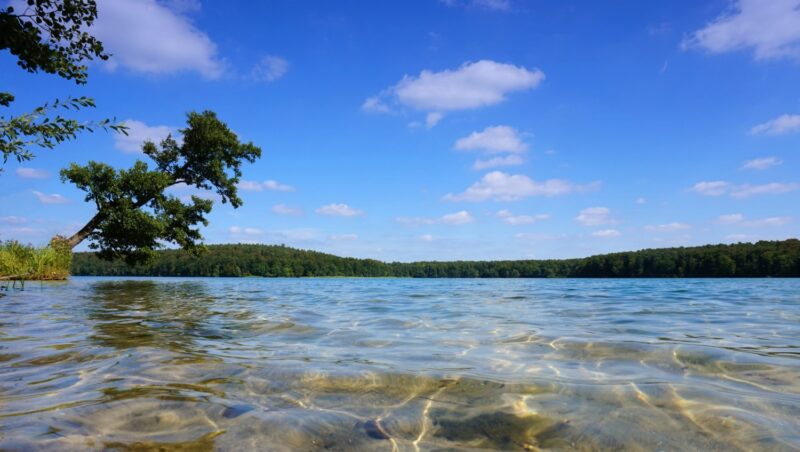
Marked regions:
[1,277,799,451]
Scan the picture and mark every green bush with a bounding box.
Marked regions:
[0,236,71,281]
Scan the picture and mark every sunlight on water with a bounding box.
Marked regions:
[0,278,799,450]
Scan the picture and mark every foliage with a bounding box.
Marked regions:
[61,111,262,264]
[0,0,125,167]
[0,236,72,280]
[71,239,800,278]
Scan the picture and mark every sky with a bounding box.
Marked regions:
[1,0,799,261]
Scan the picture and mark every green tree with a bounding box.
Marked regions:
[61,111,261,264]
[1,0,125,168]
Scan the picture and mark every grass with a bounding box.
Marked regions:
[0,236,72,282]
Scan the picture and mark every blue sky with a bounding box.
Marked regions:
[2,0,799,261]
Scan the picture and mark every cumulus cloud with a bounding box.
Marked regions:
[272,204,304,216]
[742,156,783,170]
[592,229,621,238]
[441,210,475,225]
[329,233,358,241]
[472,155,524,170]
[575,207,615,226]
[229,226,263,236]
[691,180,799,197]
[15,167,50,179]
[361,96,392,114]
[746,216,792,227]
[644,222,691,232]
[717,214,791,227]
[444,171,599,202]
[397,210,475,226]
[33,191,69,204]
[93,0,224,77]
[238,180,295,192]
[750,114,800,135]
[0,216,27,224]
[689,181,731,196]
[250,55,289,82]
[456,126,529,169]
[441,0,511,11]
[425,112,444,128]
[316,203,364,217]
[455,125,528,153]
[115,120,174,153]
[731,182,800,198]
[495,209,550,225]
[717,213,745,224]
[682,0,800,61]
[363,60,544,126]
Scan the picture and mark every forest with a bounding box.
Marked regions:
[71,239,800,278]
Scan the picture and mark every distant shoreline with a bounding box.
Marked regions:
[71,239,800,278]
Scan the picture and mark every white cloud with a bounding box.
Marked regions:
[425,112,444,128]
[0,216,27,224]
[495,209,550,225]
[455,125,528,154]
[731,182,800,198]
[250,55,289,82]
[93,0,224,78]
[32,191,69,204]
[750,114,800,135]
[420,234,435,242]
[272,204,304,216]
[441,210,475,225]
[717,213,745,224]
[15,167,49,179]
[644,222,691,232]
[441,0,511,11]
[690,180,799,197]
[742,156,783,170]
[316,203,364,217]
[746,216,791,227]
[682,0,800,61]
[263,180,295,192]
[472,0,511,10]
[229,226,262,236]
[165,182,220,203]
[397,210,475,226]
[361,96,392,113]
[592,229,621,237]
[472,154,524,170]
[718,214,791,227]
[689,180,731,196]
[575,207,615,226]
[238,180,295,192]
[364,60,544,126]
[115,120,174,153]
[636,197,646,205]
[444,171,599,202]
[329,233,358,241]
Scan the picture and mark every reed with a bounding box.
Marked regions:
[0,236,72,282]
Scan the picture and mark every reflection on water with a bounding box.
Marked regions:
[0,278,799,450]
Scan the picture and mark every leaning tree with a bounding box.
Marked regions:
[61,110,261,263]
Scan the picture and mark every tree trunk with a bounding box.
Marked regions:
[66,212,104,249]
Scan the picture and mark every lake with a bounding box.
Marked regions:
[0,277,798,450]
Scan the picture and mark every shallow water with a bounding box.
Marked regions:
[1,278,799,451]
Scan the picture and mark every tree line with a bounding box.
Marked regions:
[71,239,800,278]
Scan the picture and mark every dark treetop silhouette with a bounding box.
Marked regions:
[62,111,261,264]
[0,0,124,169]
